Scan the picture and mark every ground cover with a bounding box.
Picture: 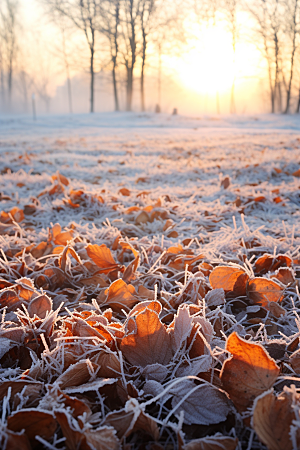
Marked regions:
[0,113,300,449]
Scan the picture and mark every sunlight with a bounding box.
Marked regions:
[164,14,262,98]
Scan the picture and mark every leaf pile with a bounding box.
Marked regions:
[0,124,300,449]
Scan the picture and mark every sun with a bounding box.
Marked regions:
[163,13,263,100]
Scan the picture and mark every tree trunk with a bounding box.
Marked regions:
[67,74,73,114]
[90,47,94,113]
[296,86,300,112]
[112,57,119,111]
[126,66,133,111]
[284,47,296,114]
[141,32,146,112]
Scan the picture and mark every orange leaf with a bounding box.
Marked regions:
[98,279,138,313]
[135,211,150,224]
[220,332,279,412]
[119,187,131,196]
[254,254,292,275]
[121,308,173,367]
[52,171,69,186]
[292,168,300,177]
[209,266,249,295]
[247,278,284,307]
[86,244,120,273]
[252,389,296,450]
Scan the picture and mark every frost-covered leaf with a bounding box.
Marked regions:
[184,434,238,450]
[209,266,248,295]
[220,332,280,412]
[170,380,231,425]
[121,308,173,367]
[252,388,296,450]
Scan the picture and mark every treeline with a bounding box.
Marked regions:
[1,0,300,114]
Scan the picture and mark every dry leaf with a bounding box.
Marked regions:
[209,266,249,295]
[56,360,97,389]
[98,279,138,312]
[7,409,56,445]
[254,254,292,275]
[252,388,296,450]
[247,278,284,307]
[4,430,32,450]
[220,332,280,412]
[56,411,120,450]
[27,294,52,319]
[86,244,121,273]
[184,434,238,450]
[169,380,231,425]
[121,308,173,367]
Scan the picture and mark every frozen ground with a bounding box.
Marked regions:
[0,112,300,449]
[1,112,300,249]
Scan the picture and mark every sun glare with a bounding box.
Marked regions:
[164,14,262,101]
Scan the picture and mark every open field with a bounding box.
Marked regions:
[0,113,300,449]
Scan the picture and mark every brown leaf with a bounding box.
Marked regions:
[4,430,32,450]
[98,279,138,313]
[119,187,131,196]
[220,176,230,189]
[169,380,231,425]
[56,411,119,450]
[122,255,140,283]
[135,211,150,224]
[86,244,120,273]
[209,266,249,295]
[7,410,56,446]
[247,278,284,307]
[52,172,69,186]
[56,360,97,389]
[184,434,238,450]
[28,294,52,319]
[271,267,295,285]
[252,388,296,450]
[121,308,173,367]
[254,254,292,275]
[220,332,280,412]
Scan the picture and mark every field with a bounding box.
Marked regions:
[0,112,300,450]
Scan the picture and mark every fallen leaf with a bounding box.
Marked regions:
[252,388,296,450]
[27,294,52,319]
[247,278,284,307]
[7,409,56,446]
[98,279,138,313]
[209,266,249,295]
[121,308,173,367]
[184,434,238,450]
[169,380,231,425]
[220,332,280,412]
[254,254,292,275]
[86,244,121,273]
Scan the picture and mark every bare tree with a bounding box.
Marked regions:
[0,0,18,109]
[119,0,142,111]
[42,0,100,113]
[247,0,283,113]
[98,0,121,111]
[283,0,300,113]
[139,0,155,111]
